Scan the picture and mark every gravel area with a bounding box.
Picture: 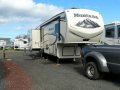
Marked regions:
[0,51,120,90]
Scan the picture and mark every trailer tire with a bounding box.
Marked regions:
[86,62,101,80]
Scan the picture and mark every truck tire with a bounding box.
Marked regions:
[86,62,101,80]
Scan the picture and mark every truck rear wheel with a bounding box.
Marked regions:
[86,62,101,80]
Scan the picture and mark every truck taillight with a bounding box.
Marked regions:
[80,51,82,57]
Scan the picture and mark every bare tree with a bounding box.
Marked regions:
[15,35,22,39]
[15,34,28,39]
[23,34,28,39]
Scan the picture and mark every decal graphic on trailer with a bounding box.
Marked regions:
[76,18,100,28]
[49,23,64,45]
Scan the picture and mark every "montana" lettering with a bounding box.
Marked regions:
[74,13,98,19]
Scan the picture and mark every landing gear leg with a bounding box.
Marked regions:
[46,56,49,60]
[56,58,60,66]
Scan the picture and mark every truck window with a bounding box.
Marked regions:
[105,27,114,38]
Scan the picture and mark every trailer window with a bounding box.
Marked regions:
[105,28,114,38]
[117,25,120,38]
[23,41,27,44]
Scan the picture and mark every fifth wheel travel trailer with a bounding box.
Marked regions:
[0,40,6,48]
[14,38,29,50]
[36,8,104,63]
[99,22,120,45]
[27,29,41,51]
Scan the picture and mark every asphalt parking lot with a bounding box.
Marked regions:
[0,51,120,90]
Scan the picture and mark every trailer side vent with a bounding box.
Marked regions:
[83,39,89,41]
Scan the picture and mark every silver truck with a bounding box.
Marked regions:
[81,45,120,80]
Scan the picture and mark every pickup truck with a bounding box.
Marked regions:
[81,45,120,80]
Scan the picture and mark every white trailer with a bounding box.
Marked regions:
[14,38,29,50]
[0,40,6,46]
[99,22,120,45]
[27,29,41,50]
[0,40,6,49]
[36,8,104,62]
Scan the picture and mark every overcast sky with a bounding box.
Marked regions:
[0,0,120,40]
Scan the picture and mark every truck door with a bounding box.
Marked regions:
[104,26,115,45]
[115,25,120,45]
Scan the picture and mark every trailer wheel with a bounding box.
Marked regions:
[86,62,101,80]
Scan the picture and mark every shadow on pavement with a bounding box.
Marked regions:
[74,65,120,87]
[27,53,42,60]
[103,73,120,87]
[45,55,82,65]
[74,65,86,76]
[42,61,55,65]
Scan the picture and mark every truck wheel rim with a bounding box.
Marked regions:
[87,65,95,77]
